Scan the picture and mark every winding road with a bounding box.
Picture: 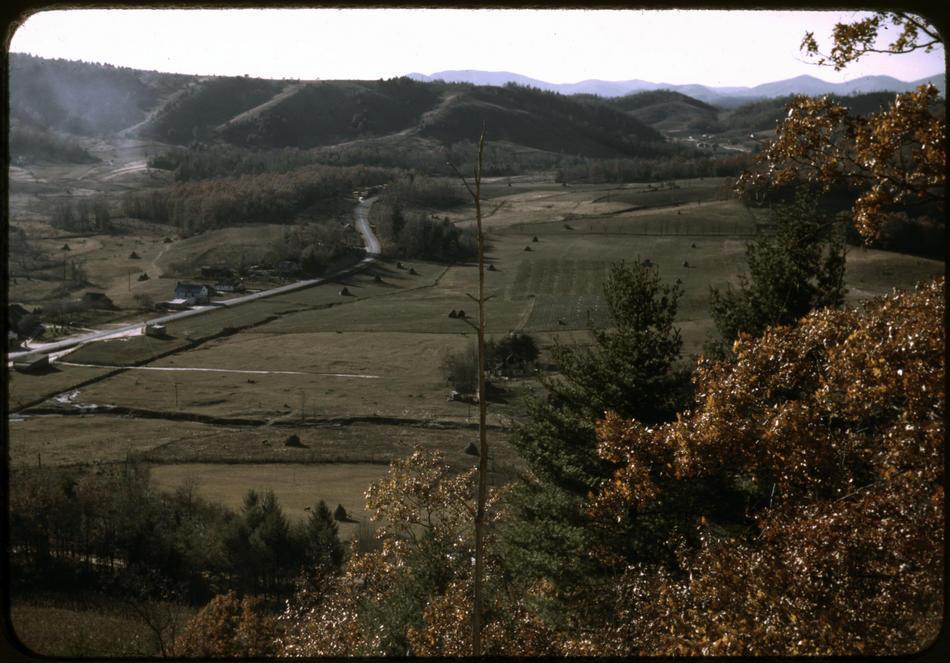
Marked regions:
[9,197,380,361]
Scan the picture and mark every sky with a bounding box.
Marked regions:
[7,8,946,87]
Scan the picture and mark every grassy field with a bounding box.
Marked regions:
[8,414,518,476]
[7,415,221,467]
[149,462,391,540]
[71,330,483,421]
[9,176,943,531]
[10,594,194,658]
[7,364,116,411]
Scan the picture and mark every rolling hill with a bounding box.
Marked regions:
[8,53,943,164]
[607,90,720,133]
[8,53,191,136]
[7,54,669,159]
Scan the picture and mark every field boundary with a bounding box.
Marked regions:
[19,406,511,432]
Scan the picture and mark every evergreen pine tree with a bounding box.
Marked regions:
[708,189,846,354]
[501,259,690,624]
[305,500,344,572]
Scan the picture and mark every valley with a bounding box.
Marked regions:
[5,43,945,658]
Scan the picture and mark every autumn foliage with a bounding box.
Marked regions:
[173,592,278,657]
[739,86,945,240]
[585,278,944,655]
[739,13,945,241]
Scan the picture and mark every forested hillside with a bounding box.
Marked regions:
[8,53,189,136]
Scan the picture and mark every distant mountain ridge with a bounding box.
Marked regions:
[407,70,946,105]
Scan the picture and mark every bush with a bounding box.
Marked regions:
[174,592,278,657]
[441,342,479,393]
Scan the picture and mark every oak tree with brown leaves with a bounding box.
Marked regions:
[173,591,278,657]
[584,279,944,656]
[738,13,945,240]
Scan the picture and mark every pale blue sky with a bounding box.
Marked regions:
[8,8,946,86]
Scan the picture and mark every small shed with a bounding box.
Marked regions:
[145,324,167,338]
[13,353,50,373]
[82,292,115,309]
[163,298,192,310]
[214,278,245,293]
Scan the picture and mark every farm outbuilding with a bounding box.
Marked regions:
[82,292,115,309]
[145,324,167,338]
[214,278,245,293]
[13,353,50,373]
[201,265,233,279]
[173,282,211,305]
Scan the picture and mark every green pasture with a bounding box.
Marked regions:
[842,247,944,304]
[154,223,295,277]
[64,332,191,366]
[149,462,389,540]
[7,415,214,467]
[69,330,529,424]
[7,364,115,411]
[7,413,515,473]
[10,598,185,658]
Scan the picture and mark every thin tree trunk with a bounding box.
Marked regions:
[472,127,488,657]
[450,126,488,656]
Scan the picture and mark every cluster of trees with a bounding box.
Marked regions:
[441,332,540,393]
[370,178,477,261]
[708,188,847,356]
[555,151,754,184]
[121,164,394,235]
[279,221,359,276]
[8,462,344,608]
[371,203,477,261]
[147,144,324,181]
[9,121,97,164]
[384,174,467,208]
[50,197,113,233]
[8,227,58,278]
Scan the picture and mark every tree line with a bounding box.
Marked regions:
[121,164,395,235]
[555,151,754,183]
[8,461,345,608]
[369,175,477,261]
[50,197,113,233]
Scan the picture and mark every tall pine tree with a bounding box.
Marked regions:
[500,259,689,625]
[709,189,846,354]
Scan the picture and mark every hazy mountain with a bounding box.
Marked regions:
[407,70,946,105]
